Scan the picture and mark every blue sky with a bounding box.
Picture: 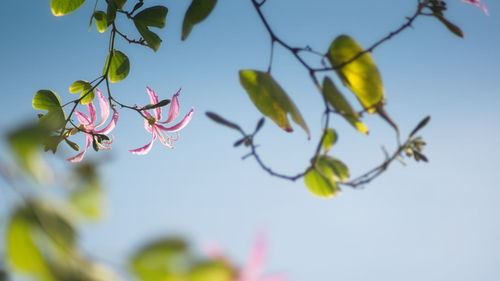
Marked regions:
[1,0,500,280]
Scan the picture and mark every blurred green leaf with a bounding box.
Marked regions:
[6,208,55,281]
[205,112,242,131]
[304,156,349,198]
[321,128,337,154]
[304,169,338,198]
[33,90,66,130]
[322,77,368,134]
[134,22,162,51]
[71,180,103,219]
[69,80,95,104]
[93,11,108,33]
[189,260,234,281]
[130,238,191,281]
[239,70,310,137]
[435,14,464,38]
[6,202,77,281]
[328,35,384,114]
[104,50,130,83]
[317,155,349,182]
[134,6,168,28]
[8,123,52,183]
[181,0,217,41]
[51,0,86,16]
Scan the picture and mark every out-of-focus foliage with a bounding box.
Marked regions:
[181,0,218,41]
[239,70,310,137]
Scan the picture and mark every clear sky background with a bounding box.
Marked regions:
[1,0,500,280]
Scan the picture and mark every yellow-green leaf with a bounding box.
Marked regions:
[33,90,66,129]
[322,77,368,134]
[239,70,310,137]
[93,11,108,33]
[304,169,339,198]
[189,260,234,281]
[317,155,350,182]
[104,50,130,83]
[6,209,55,281]
[51,0,86,16]
[328,35,384,113]
[181,0,217,41]
[69,80,95,104]
[130,238,190,281]
[8,123,52,183]
[321,128,337,154]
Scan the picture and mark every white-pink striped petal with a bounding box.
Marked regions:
[75,111,92,126]
[95,89,110,128]
[146,86,162,120]
[66,134,92,162]
[93,109,118,135]
[162,89,181,124]
[156,108,194,133]
[129,133,157,155]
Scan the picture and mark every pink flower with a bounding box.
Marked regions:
[129,87,194,155]
[206,234,286,281]
[66,89,119,162]
[462,0,489,15]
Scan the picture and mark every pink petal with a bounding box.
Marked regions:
[240,233,267,281]
[75,110,91,126]
[153,126,174,148]
[87,102,97,125]
[66,134,92,162]
[95,88,110,128]
[129,132,157,155]
[462,0,489,15]
[93,109,118,135]
[146,87,162,120]
[161,89,181,124]
[156,108,194,133]
[260,275,287,281]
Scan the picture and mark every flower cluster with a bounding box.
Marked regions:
[129,87,195,155]
[67,87,194,162]
[66,89,118,162]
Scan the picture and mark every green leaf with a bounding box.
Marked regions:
[134,6,168,28]
[33,90,66,130]
[134,22,162,51]
[189,260,234,281]
[304,156,349,198]
[321,128,337,154]
[6,202,77,281]
[304,169,339,198]
[104,50,130,83]
[435,14,464,38]
[130,238,191,281]
[69,80,95,104]
[322,77,368,134]
[317,155,350,182]
[51,0,86,16]
[6,208,55,281]
[93,11,108,33]
[71,180,103,220]
[239,70,310,137]
[181,0,217,41]
[328,35,384,114]
[8,123,52,183]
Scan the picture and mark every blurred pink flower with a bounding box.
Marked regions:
[462,0,489,15]
[66,89,118,162]
[207,234,286,281]
[129,87,194,155]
